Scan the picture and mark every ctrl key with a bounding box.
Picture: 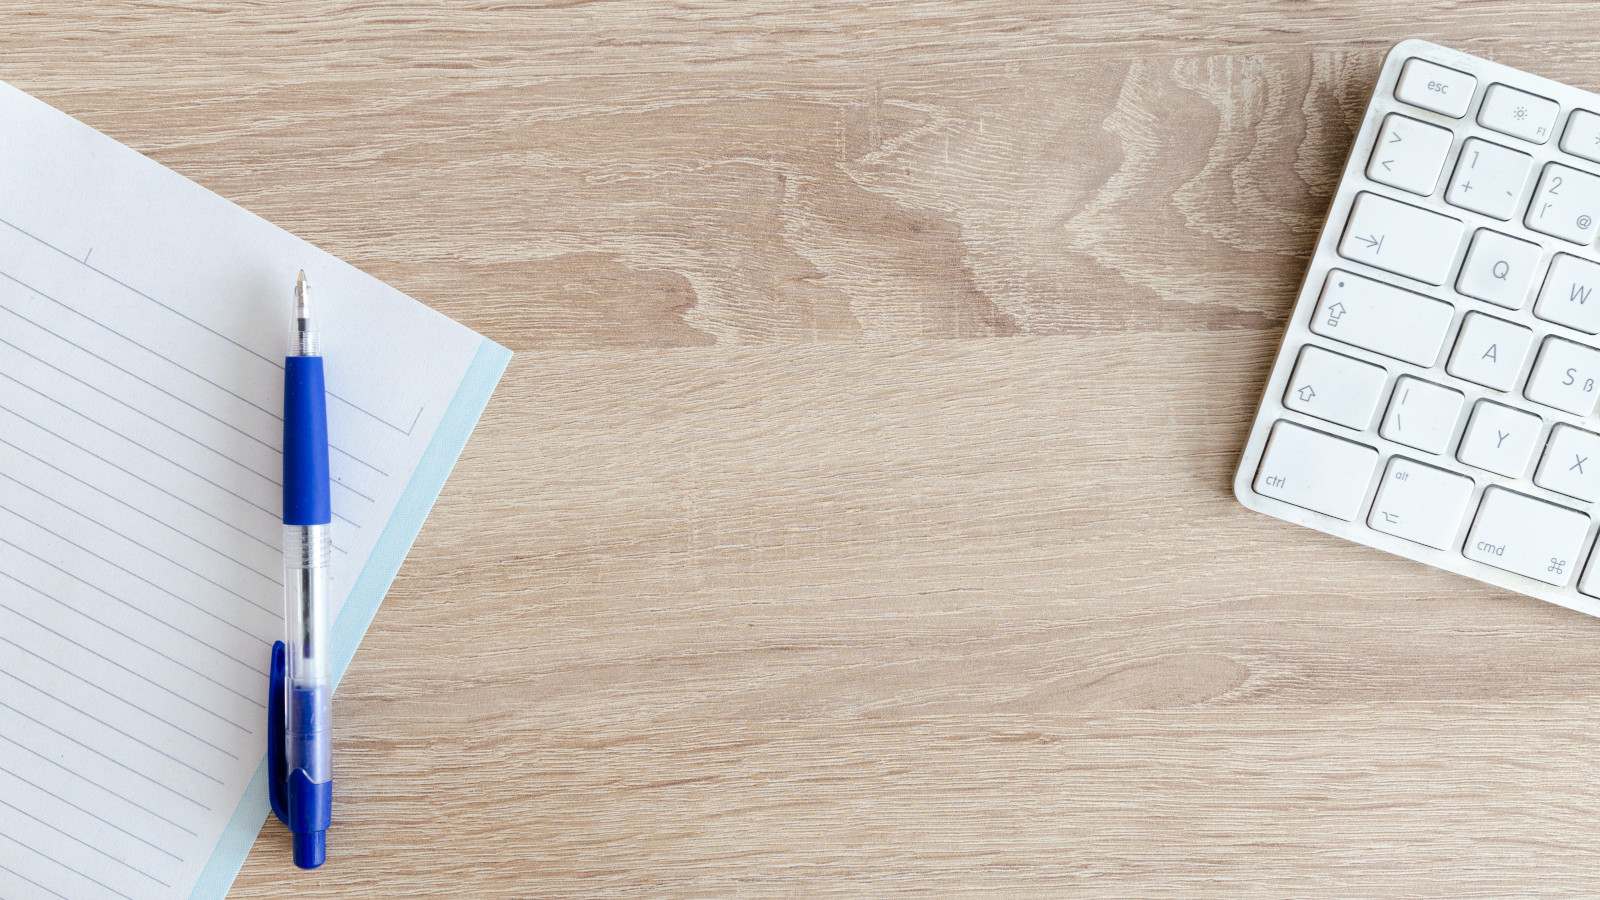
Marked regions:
[1464,487,1590,587]
[1253,420,1379,521]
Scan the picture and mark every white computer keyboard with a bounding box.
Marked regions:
[1235,39,1600,618]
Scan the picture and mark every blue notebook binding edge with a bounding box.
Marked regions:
[186,336,512,898]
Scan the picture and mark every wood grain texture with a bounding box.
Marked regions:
[7,2,1600,897]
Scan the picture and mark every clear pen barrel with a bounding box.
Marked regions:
[284,523,332,783]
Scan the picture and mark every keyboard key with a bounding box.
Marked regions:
[1447,312,1533,391]
[1368,456,1475,549]
[1560,108,1600,165]
[1380,376,1464,454]
[1535,424,1600,502]
[1253,420,1379,521]
[1456,228,1542,309]
[1578,544,1600,597]
[1338,192,1464,285]
[1368,113,1453,195]
[1533,253,1600,333]
[1445,138,1532,220]
[1478,83,1559,144]
[1310,270,1453,365]
[1458,400,1542,477]
[1464,487,1589,586]
[1394,58,1475,118]
[1524,336,1600,416]
[1283,345,1387,430]
[1525,163,1600,244]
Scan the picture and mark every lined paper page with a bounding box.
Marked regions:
[0,82,489,898]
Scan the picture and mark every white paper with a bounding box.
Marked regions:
[0,81,487,898]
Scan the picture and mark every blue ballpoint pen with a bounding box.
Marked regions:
[269,270,333,868]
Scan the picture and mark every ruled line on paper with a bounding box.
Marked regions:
[0,398,280,554]
[0,268,398,484]
[0,700,211,809]
[0,601,251,733]
[0,858,73,900]
[0,731,199,836]
[0,212,424,438]
[0,75,497,900]
[0,343,283,522]
[0,430,281,583]
[0,469,278,612]
[0,281,283,462]
[0,537,262,675]
[0,763,184,860]
[0,502,274,644]
[0,794,171,885]
[0,829,140,899]
[0,570,262,709]
[0,634,243,755]
[0,670,224,784]
[0,280,387,537]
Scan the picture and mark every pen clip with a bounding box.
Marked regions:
[268,640,288,826]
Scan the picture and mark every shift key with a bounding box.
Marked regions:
[1312,270,1455,366]
[1339,192,1464,285]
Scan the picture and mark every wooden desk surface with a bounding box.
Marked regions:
[8,3,1600,896]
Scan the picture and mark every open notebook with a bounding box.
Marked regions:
[0,83,510,898]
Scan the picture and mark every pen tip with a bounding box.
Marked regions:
[289,269,318,355]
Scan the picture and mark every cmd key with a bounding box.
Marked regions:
[1339,192,1465,285]
[1464,487,1590,586]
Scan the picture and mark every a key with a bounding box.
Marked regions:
[1447,312,1533,392]
[1535,424,1600,502]
[1464,487,1589,587]
[1309,270,1454,366]
[1525,163,1600,244]
[1560,109,1600,165]
[1457,399,1542,477]
[1368,456,1475,550]
[1445,138,1533,220]
[1338,192,1464,285]
[1578,543,1600,598]
[1477,83,1559,144]
[1394,58,1475,118]
[1283,345,1388,430]
[1524,336,1600,416]
[1456,228,1542,309]
[1533,253,1600,333]
[1368,114,1454,196]
[1380,376,1464,455]
[1253,420,1379,521]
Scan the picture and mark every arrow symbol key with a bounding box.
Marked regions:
[1284,345,1387,429]
[1339,193,1464,283]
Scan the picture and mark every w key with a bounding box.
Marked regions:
[1339,192,1465,285]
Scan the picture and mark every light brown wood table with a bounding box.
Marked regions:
[6,3,1600,897]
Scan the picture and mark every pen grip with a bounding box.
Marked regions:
[283,355,330,526]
